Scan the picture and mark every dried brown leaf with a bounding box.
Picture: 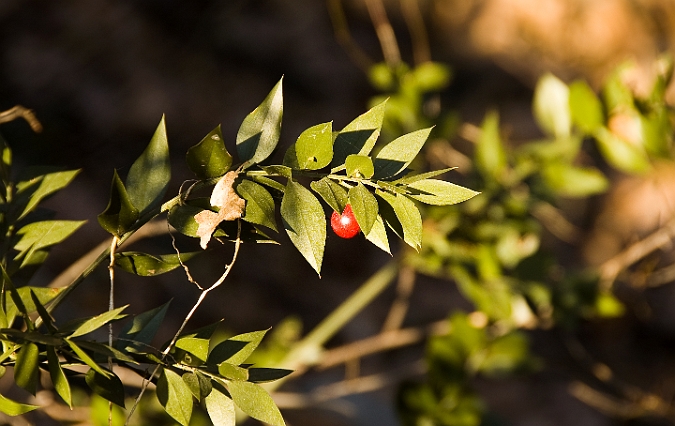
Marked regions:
[195,171,246,248]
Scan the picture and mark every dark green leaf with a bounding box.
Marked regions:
[114,251,199,276]
[281,180,326,275]
[14,342,39,394]
[0,393,38,416]
[237,78,283,166]
[376,191,422,250]
[236,179,277,231]
[69,305,128,338]
[247,368,293,383]
[283,122,333,170]
[14,220,86,267]
[85,368,126,407]
[208,329,268,366]
[310,178,348,213]
[182,371,212,401]
[118,301,170,353]
[30,290,57,334]
[569,80,604,134]
[157,368,193,426]
[406,179,480,205]
[228,380,285,426]
[475,110,507,181]
[251,175,286,193]
[126,116,171,214]
[345,154,374,179]
[205,386,235,426]
[373,127,432,179]
[533,73,571,138]
[186,125,233,179]
[332,100,387,168]
[16,169,80,220]
[348,183,378,234]
[218,362,249,381]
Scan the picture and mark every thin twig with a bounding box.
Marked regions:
[531,201,582,244]
[107,236,119,426]
[381,264,416,331]
[364,0,401,66]
[326,0,374,72]
[400,0,430,65]
[0,106,42,133]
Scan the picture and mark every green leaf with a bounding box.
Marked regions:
[70,305,128,338]
[542,163,609,197]
[247,368,293,383]
[157,368,193,426]
[236,179,278,231]
[98,170,138,237]
[310,178,348,213]
[218,362,249,381]
[209,329,269,366]
[332,100,387,168]
[182,371,212,401]
[393,167,457,185]
[283,122,333,170]
[117,302,170,353]
[348,183,378,235]
[569,80,604,134]
[411,61,452,92]
[16,169,80,220]
[186,125,233,179]
[114,251,199,276]
[373,127,432,179]
[345,154,374,179]
[14,342,39,394]
[237,78,284,166]
[205,386,236,426]
[75,340,137,364]
[475,110,507,181]
[376,191,422,250]
[364,214,391,254]
[126,115,171,214]
[30,290,57,334]
[85,368,126,407]
[65,339,110,377]
[227,380,285,426]
[280,180,326,275]
[47,346,73,409]
[533,73,571,138]
[594,127,651,173]
[406,179,480,205]
[175,337,210,365]
[260,165,293,179]
[4,287,64,328]
[0,393,38,416]
[14,220,85,267]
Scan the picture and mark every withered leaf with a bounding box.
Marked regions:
[195,171,246,248]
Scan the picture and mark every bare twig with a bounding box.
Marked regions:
[107,235,119,426]
[364,0,401,66]
[531,201,582,244]
[0,106,42,133]
[381,264,416,331]
[326,0,374,72]
[400,0,430,65]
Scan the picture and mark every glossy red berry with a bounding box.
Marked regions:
[330,204,360,239]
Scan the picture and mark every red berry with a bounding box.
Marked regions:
[331,204,360,239]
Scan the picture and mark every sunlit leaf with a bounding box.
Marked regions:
[542,163,609,197]
[5,286,63,328]
[182,371,212,401]
[236,179,277,231]
[227,380,285,426]
[114,251,199,276]
[348,183,378,235]
[16,168,80,220]
[310,178,348,213]
[281,180,326,275]
[85,368,125,407]
[393,167,456,185]
[376,191,422,250]
[373,127,432,179]
[283,122,333,170]
[364,214,390,254]
[205,386,236,426]
[533,73,571,138]
[117,302,170,353]
[126,115,171,214]
[594,127,651,173]
[345,154,374,179]
[218,362,249,381]
[332,100,387,168]
[14,342,39,394]
[475,110,507,182]
[209,329,269,366]
[70,305,128,338]
[175,337,210,365]
[65,339,110,377]
[248,368,293,383]
[569,80,604,134]
[14,220,85,267]
[0,393,38,416]
[157,368,193,426]
[406,179,479,205]
[237,78,283,166]
[186,125,233,179]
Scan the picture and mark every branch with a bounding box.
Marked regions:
[326,0,374,72]
[364,0,401,66]
[0,106,42,133]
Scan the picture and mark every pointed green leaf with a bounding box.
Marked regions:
[283,122,333,170]
[348,183,378,235]
[30,290,57,334]
[236,179,277,231]
[228,380,285,426]
[126,116,171,214]
[332,100,387,168]
[65,339,110,377]
[75,340,137,364]
[281,180,326,275]
[16,169,80,220]
[182,372,212,401]
[534,73,571,138]
[186,125,233,179]
[406,179,479,205]
[373,127,432,179]
[157,368,193,426]
[310,178,348,213]
[208,329,268,366]
[364,214,390,254]
[594,127,651,173]
[0,393,38,416]
[569,80,604,134]
[114,251,199,276]
[542,163,609,197]
[118,302,170,353]
[393,167,457,184]
[175,337,210,364]
[85,368,125,407]
[247,368,293,383]
[5,287,64,328]
[376,191,422,250]
[218,362,249,381]
[205,386,236,426]
[237,78,284,166]
[14,220,85,267]
[475,110,507,181]
[69,306,127,338]
[345,154,374,179]
[14,342,39,394]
